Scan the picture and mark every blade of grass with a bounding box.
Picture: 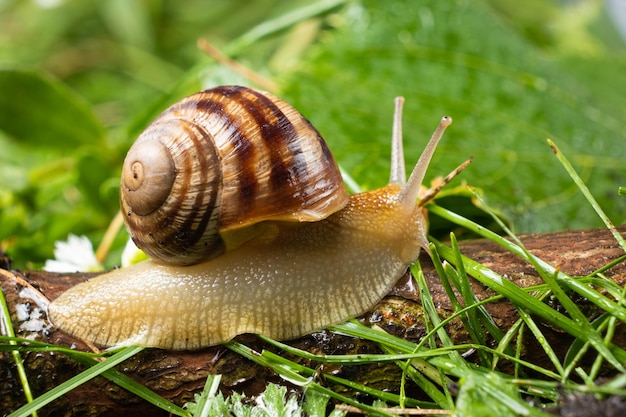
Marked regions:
[262,347,442,410]
[547,139,626,252]
[382,343,451,408]
[431,203,626,323]
[589,253,626,276]
[448,235,488,349]
[430,238,626,370]
[545,140,626,379]
[7,346,144,417]
[66,350,190,416]
[0,336,110,356]
[227,0,346,55]
[413,259,466,365]
[409,263,465,407]
[516,307,565,378]
[493,287,551,376]
[331,321,562,380]
[260,331,562,382]
[256,335,452,364]
[225,339,406,416]
[0,286,37,417]
[0,337,189,416]
[586,275,626,300]
[429,204,626,355]
[426,242,467,321]
[447,234,509,362]
[438,261,492,367]
[332,321,547,416]
[469,189,625,372]
[455,371,547,417]
[491,316,524,374]
[514,322,525,379]
[589,315,618,382]
[191,374,223,417]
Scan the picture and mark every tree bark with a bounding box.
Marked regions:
[1,227,625,416]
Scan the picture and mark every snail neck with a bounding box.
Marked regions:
[221,184,428,265]
[330,184,428,261]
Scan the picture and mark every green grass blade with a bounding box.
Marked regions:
[7,346,144,417]
[413,261,465,365]
[516,307,565,377]
[470,189,626,372]
[190,374,222,417]
[448,234,509,362]
[376,342,451,407]
[589,254,626,276]
[225,339,405,416]
[261,348,439,410]
[256,334,448,364]
[0,286,37,417]
[448,235,489,347]
[66,351,190,416]
[430,239,626,370]
[547,139,626,252]
[227,0,346,55]
[0,336,110,356]
[429,204,626,346]
[0,336,189,416]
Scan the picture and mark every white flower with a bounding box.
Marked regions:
[44,234,103,273]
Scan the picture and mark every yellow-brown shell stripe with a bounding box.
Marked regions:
[160,119,222,258]
[175,86,335,228]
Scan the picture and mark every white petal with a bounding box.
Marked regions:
[44,234,103,272]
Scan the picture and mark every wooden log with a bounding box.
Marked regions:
[1,227,625,416]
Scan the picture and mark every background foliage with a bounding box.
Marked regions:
[0,0,624,269]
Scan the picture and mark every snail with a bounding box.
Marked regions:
[48,85,456,350]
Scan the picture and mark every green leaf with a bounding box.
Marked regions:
[0,69,105,150]
[303,389,346,417]
[453,372,540,417]
[283,0,626,233]
[256,383,301,417]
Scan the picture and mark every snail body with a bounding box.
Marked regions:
[48,86,453,350]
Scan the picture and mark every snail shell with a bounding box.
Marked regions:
[49,87,456,350]
[122,85,349,265]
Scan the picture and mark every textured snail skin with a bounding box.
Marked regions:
[48,87,452,350]
[49,185,427,350]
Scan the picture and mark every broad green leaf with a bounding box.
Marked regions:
[0,69,105,150]
[283,0,626,233]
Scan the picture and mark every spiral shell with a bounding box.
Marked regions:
[121,86,349,266]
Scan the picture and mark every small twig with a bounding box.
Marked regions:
[335,404,451,415]
[419,157,473,207]
[197,38,278,92]
[95,210,125,264]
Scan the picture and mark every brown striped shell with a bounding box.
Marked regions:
[121,86,349,266]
